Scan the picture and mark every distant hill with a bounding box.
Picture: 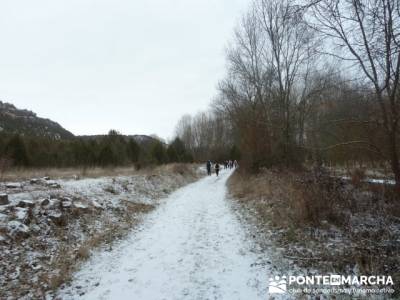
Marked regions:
[130,135,167,146]
[0,101,164,144]
[0,101,74,139]
[80,134,165,147]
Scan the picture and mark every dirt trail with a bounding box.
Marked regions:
[58,169,270,300]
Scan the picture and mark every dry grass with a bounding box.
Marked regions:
[230,168,400,226]
[350,168,366,186]
[146,163,198,178]
[229,169,346,227]
[0,166,138,182]
[228,168,400,290]
[229,168,400,228]
[0,163,200,182]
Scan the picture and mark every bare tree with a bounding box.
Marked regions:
[175,111,234,161]
[309,0,400,192]
[257,0,318,163]
[175,114,195,153]
[214,0,318,168]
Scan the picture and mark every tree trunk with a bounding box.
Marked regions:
[389,130,400,194]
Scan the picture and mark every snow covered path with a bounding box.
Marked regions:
[58,169,269,300]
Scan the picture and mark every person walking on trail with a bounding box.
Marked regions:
[206,160,212,176]
[229,160,233,169]
[215,163,220,176]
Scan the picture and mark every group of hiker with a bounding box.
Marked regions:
[206,159,238,176]
[223,160,238,169]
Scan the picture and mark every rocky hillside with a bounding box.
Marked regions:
[0,101,74,139]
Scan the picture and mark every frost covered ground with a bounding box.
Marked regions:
[0,164,201,299]
[57,169,276,300]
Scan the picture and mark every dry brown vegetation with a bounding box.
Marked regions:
[0,163,198,182]
[228,169,400,292]
[0,166,138,182]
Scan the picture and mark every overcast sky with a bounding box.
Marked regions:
[0,0,249,140]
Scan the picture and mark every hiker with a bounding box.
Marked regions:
[206,160,212,176]
[215,162,220,176]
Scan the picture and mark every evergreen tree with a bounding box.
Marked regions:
[127,139,140,163]
[167,145,178,162]
[98,143,117,166]
[167,137,191,162]
[151,141,167,164]
[5,135,30,166]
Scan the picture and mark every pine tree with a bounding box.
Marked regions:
[167,145,178,162]
[151,141,167,164]
[167,137,191,162]
[5,134,30,166]
[98,143,117,166]
[128,139,140,163]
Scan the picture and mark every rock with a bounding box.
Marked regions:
[0,194,9,205]
[30,262,42,271]
[31,224,41,233]
[51,199,61,209]
[49,193,58,199]
[0,234,8,244]
[29,178,41,185]
[39,198,50,206]
[14,208,29,223]
[9,266,20,279]
[48,210,66,226]
[17,200,35,208]
[91,200,103,209]
[42,198,60,209]
[50,183,61,188]
[46,180,61,189]
[7,220,30,237]
[62,200,72,208]
[61,196,72,201]
[0,212,8,223]
[43,176,50,181]
[73,202,88,210]
[6,182,22,189]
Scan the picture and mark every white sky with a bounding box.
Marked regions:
[0,0,249,140]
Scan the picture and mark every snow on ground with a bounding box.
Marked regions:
[340,176,396,185]
[58,169,272,300]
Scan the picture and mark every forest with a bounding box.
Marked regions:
[0,130,192,171]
